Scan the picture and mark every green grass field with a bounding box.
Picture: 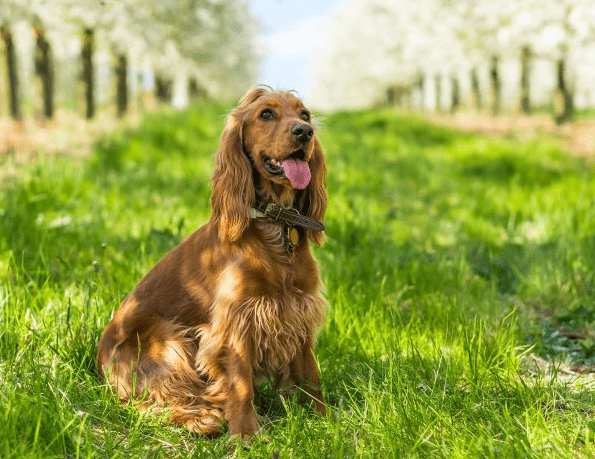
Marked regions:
[2,103,595,458]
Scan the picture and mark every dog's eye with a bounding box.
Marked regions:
[300,110,310,121]
[260,109,275,120]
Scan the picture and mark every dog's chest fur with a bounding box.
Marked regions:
[196,292,326,383]
[245,292,325,377]
[195,231,325,384]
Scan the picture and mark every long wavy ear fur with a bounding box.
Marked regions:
[303,137,327,246]
[210,89,269,242]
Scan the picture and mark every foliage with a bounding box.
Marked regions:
[310,0,595,110]
[2,104,595,457]
[0,0,258,101]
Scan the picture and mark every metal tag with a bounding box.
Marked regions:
[289,227,299,245]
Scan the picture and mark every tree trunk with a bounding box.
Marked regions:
[1,27,21,119]
[417,74,425,111]
[189,78,207,102]
[553,58,573,125]
[520,46,531,114]
[189,78,199,100]
[35,27,54,119]
[386,86,396,106]
[435,74,441,112]
[450,75,459,113]
[82,28,95,119]
[489,55,500,115]
[116,54,128,117]
[155,76,172,102]
[470,68,481,110]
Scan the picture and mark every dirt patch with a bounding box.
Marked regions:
[426,111,595,157]
[3,107,594,175]
[0,108,147,177]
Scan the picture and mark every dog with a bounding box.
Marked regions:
[96,87,328,438]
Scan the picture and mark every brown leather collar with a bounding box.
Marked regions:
[251,198,325,232]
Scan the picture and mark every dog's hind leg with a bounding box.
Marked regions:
[97,314,225,435]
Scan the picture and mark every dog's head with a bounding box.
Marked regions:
[211,87,327,244]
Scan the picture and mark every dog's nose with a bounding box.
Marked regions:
[292,123,314,143]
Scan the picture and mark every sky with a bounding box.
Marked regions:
[248,0,342,102]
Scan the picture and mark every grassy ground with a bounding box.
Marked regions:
[2,102,595,458]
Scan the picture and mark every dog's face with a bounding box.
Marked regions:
[242,92,317,191]
[211,88,326,244]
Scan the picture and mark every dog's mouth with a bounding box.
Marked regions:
[262,149,311,189]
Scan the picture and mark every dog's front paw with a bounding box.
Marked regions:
[227,412,259,440]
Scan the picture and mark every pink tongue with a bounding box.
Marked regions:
[281,159,311,189]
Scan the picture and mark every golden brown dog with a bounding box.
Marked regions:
[96,87,328,438]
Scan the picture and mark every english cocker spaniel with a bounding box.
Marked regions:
[97,87,328,438]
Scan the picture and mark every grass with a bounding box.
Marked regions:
[2,103,595,457]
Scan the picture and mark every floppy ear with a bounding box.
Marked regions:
[304,137,327,245]
[210,112,254,242]
[210,87,271,242]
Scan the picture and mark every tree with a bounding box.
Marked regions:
[1,25,21,119]
[0,0,258,119]
[309,0,467,111]
[309,0,595,117]
[81,28,94,118]
[34,22,54,119]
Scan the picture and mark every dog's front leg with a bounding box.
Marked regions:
[225,346,258,438]
[290,339,326,415]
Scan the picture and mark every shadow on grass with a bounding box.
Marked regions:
[460,153,569,187]
[322,109,469,149]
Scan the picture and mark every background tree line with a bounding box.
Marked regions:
[0,0,258,120]
[309,0,595,124]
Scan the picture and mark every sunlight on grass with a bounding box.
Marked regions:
[1,105,595,457]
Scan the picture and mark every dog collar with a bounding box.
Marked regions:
[250,199,325,233]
